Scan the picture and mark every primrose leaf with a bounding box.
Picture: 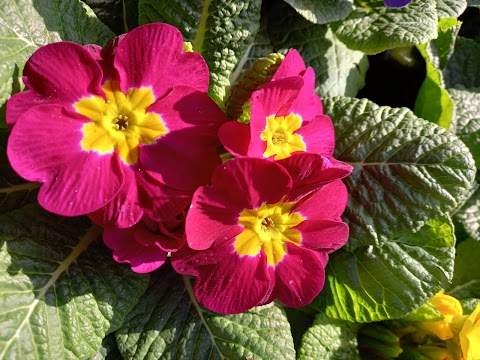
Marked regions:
[448,238,480,299]
[297,313,360,360]
[116,264,296,360]
[400,301,444,322]
[319,216,455,322]
[444,37,480,88]
[436,0,467,18]
[281,0,353,24]
[268,1,368,98]
[138,0,261,106]
[0,0,115,127]
[0,129,39,214]
[331,0,438,55]
[0,205,149,358]
[455,184,480,241]
[89,334,123,360]
[83,0,125,35]
[448,87,480,168]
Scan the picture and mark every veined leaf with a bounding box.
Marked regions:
[138,0,261,106]
[297,313,359,360]
[436,0,467,18]
[331,0,438,54]
[116,264,296,360]
[0,205,149,358]
[0,0,115,127]
[448,238,480,298]
[455,184,480,241]
[281,0,353,24]
[89,334,123,360]
[444,36,480,88]
[268,1,368,98]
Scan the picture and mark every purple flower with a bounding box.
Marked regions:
[384,0,412,8]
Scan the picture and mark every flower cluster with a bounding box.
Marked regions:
[7,24,352,314]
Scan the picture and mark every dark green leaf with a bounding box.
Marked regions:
[89,333,123,360]
[281,0,353,24]
[116,265,296,360]
[0,205,149,358]
[444,36,480,88]
[448,238,480,298]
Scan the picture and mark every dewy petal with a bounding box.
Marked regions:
[6,90,62,127]
[295,114,335,157]
[23,42,104,102]
[114,23,209,97]
[271,49,306,81]
[172,240,272,314]
[272,244,326,308]
[218,121,251,157]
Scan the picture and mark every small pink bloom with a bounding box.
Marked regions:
[171,157,349,314]
[219,49,334,161]
[7,23,226,227]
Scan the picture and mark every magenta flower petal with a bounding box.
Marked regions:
[295,114,335,156]
[288,67,324,119]
[271,49,306,81]
[279,153,353,201]
[295,220,349,252]
[172,240,273,314]
[218,121,251,157]
[271,244,326,307]
[6,90,60,127]
[114,23,209,97]
[295,180,348,220]
[23,42,103,101]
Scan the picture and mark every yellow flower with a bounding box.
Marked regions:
[460,303,480,360]
[422,292,463,340]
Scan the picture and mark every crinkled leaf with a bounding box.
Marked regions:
[0,205,149,359]
[83,0,125,35]
[430,17,461,70]
[0,0,115,127]
[268,1,368,97]
[460,298,480,314]
[325,96,474,249]
[456,185,480,241]
[281,0,353,24]
[116,264,296,360]
[138,0,261,106]
[448,238,480,298]
[468,0,480,6]
[400,301,444,322]
[436,0,467,18]
[297,313,359,360]
[0,129,39,214]
[89,334,123,360]
[448,86,480,168]
[444,37,480,88]
[331,0,438,55]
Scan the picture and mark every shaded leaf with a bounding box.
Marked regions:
[281,0,353,24]
[444,36,480,88]
[448,238,480,298]
[436,0,467,18]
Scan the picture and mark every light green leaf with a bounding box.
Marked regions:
[444,36,480,88]
[320,216,456,322]
[448,238,480,298]
[297,313,359,360]
[0,205,149,359]
[325,96,474,249]
[281,0,353,24]
[138,0,261,106]
[268,1,368,98]
[0,129,39,214]
[331,0,438,54]
[116,265,296,360]
[401,301,444,322]
[448,87,480,168]
[430,17,461,70]
[456,185,480,241]
[0,0,115,127]
[436,0,467,18]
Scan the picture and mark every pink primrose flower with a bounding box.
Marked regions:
[7,23,226,228]
[171,157,349,314]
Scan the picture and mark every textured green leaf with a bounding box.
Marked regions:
[448,238,480,298]
[138,0,261,106]
[268,1,368,98]
[444,37,480,88]
[448,87,480,169]
[297,313,359,360]
[436,0,467,18]
[281,0,353,24]
[116,265,296,360]
[324,96,474,249]
[321,216,455,322]
[455,185,480,241]
[0,0,115,127]
[430,17,461,70]
[83,0,125,35]
[0,129,39,214]
[331,0,438,55]
[0,205,149,359]
[400,301,444,322]
[90,334,123,360]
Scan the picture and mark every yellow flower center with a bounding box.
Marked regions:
[74,80,168,165]
[234,198,305,266]
[260,113,306,160]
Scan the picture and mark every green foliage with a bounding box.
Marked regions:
[444,37,480,88]
[401,301,444,322]
[455,185,480,241]
[0,0,115,127]
[330,0,438,55]
[116,265,296,360]
[281,0,353,24]
[297,313,360,360]
[268,1,368,98]
[436,0,468,18]
[449,238,480,299]
[0,205,149,359]
[138,0,262,106]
